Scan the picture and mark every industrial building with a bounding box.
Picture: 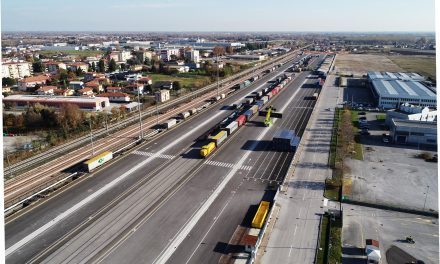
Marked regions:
[390,119,437,146]
[3,95,110,111]
[369,78,436,109]
[385,103,437,126]
[367,71,425,82]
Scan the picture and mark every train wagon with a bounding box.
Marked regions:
[313,92,319,100]
[251,201,270,229]
[84,151,113,172]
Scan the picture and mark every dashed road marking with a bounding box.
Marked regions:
[132,150,175,160]
[203,160,252,171]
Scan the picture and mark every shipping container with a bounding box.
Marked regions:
[223,121,238,135]
[273,129,297,152]
[313,92,319,100]
[244,109,253,120]
[210,131,227,147]
[84,151,113,172]
[189,108,198,115]
[261,96,269,104]
[221,93,226,99]
[200,142,216,158]
[251,201,270,229]
[245,98,254,105]
[179,111,190,119]
[255,100,264,109]
[163,119,177,129]
[250,104,259,114]
[236,115,246,126]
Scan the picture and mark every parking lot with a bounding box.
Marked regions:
[342,203,439,264]
[345,110,438,212]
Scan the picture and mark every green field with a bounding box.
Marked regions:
[148,73,212,89]
[39,50,104,57]
[387,55,436,80]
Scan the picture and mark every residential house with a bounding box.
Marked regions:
[97,92,131,102]
[77,87,94,97]
[134,50,153,62]
[155,89,170,103]
[67,62,89,73]
[138,76,153,86]
[54,88,75,96]
[18,75,51,91]
[154,81,173,90]
[106,86,122,93]
[160,48,180,61]
[2,86,12,94]
[85,80,104,93]
[124,83,144,94]
[45,61,67,73]
[69,81,84,90]
[36,86,56,95]
[83,72,98,82]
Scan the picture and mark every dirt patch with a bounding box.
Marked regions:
[334,54,403,75]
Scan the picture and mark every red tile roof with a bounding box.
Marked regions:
[20,75,51,83]
[37,86,57,92]
[97,92,130,98]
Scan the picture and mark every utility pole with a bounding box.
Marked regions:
[89,119,95,156]
[216,54,220,97]
[5,151,13,179]
[137,89,144,140]
[423,185,430,211]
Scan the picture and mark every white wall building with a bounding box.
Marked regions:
[155,89,170,103]
[160,49,180,61]
[2,62,32,79]
[184,50,200,63]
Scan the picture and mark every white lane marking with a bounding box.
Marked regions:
[5,100,239,257]
[153,76,306,264]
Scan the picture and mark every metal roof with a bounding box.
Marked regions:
[372,79,436,99]
[392,119,437,130]
[367,71,426,81]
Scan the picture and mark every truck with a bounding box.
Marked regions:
[365,239,381,264]
[189,108,198,115]
[200,142,216,158]
[163,119,177,129]
[313,92,319,100]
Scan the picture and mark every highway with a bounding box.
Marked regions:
[5,54,324,264]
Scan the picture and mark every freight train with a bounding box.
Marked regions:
[199,74,293,158]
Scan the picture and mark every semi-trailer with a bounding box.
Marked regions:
[179,111,190,119]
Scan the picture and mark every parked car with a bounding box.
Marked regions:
[360,130,370,135]
[358,112,366,115]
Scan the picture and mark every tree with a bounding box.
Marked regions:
[58,104,82,133]
[76,67,84,76]
[32,61,45,73]
[91,62,96,72]
[143,57,150,66]
[172,81,181,91]
[2,77,16,86]
[98,59,106,73]
[120,63,127,71]
[213,46,225,57]
[170,54,178,61]
[108,58,117,72]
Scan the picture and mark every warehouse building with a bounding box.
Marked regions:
[390,119,437,146]
[385,103,437,126]
[367,71,425,82]
[369,78,436,109]
[3,95,110,111]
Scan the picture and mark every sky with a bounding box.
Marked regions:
[1,0,436,32]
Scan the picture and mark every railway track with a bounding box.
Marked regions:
[5,49,305,176]
[4,50,304,207]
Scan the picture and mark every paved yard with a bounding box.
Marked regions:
[342,204,439,264]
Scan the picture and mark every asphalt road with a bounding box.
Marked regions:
[5,54,316,264]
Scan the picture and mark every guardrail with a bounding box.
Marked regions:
[5,47,308,176]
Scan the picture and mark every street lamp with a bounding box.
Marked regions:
[423,185,430,211]
[137,89,144,140]
[216,55,220,97]
[89,118,95,157]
